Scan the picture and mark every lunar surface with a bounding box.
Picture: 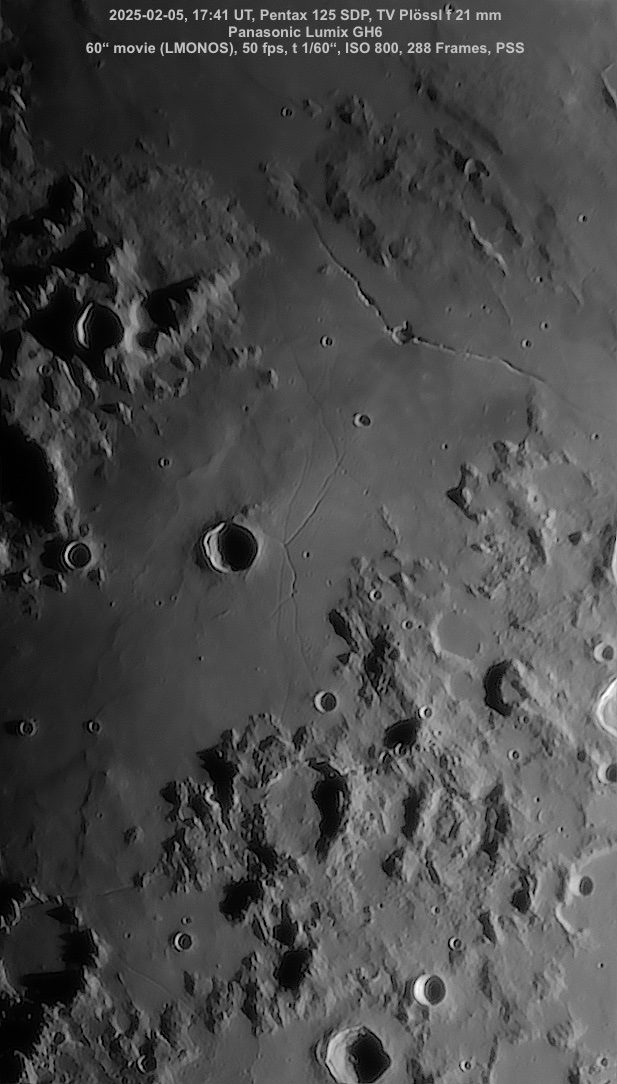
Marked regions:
[1,1,617,1082]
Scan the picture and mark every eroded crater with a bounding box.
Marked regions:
[0,896,98,1083]
[483,660,526,717]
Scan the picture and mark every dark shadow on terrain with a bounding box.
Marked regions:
[402,786,424,841]
[244,805,279,874]
[310,761,349,860]
[0,331,21,378]
[25,285,81,361]
[273,904,297,947]
[478,910,497,944]
[480,783,511,864]
[348,1029,391,1084]
[0,996,45,1084]
[0,419,58,531]
[0,898,98,1081]
[384,718,419,753]
[328,608,356,649]
[219,878,263,924]
[52,227,113,282]
[216,523,259,572]
[199,737,237,824]
[143,277,199,334]
[364,632,397,697]
[274,947,312,993]
[483,661,514,716]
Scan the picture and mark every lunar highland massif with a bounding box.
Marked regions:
[1,1,617,1082]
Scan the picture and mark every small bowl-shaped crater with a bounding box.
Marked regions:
[578,875,594,897]
[418,705,433,720]
[320,334,334,348]
[353,412,372,428]
[17,717,38,738]
[598,761,617,784]
[507,748,520,762]
[314,690,338,714]
[413,973,447,1007]
[61,540,94,572]
[593,642,615,663]
[172,930,194,952]
[369,587,382,602]
[459,1059,473,1073]
[448,935,463,952]
[136,1053,157,1075]
[200,522,259,573]
[85,718,101,735]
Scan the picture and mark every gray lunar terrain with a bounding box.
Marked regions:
[1,1,617,1082]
